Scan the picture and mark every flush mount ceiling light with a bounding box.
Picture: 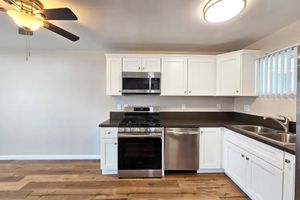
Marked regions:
[203,0,246,23]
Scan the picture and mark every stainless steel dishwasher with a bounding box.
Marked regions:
[165,128,199,170]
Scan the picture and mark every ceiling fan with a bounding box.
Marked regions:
[0,0,80,42]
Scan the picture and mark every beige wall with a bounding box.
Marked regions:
[234,19,300,121]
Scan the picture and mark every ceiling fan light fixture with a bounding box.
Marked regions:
[203,0,246,23]
[7,10,44,31]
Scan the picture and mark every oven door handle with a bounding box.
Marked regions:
[118,134,162,138]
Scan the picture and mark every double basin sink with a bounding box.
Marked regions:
[231,125,296,146]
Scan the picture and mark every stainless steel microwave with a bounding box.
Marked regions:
[122,72,161,95]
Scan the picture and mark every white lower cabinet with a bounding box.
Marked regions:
[224,141,247,190]
[224,129,285,200]
[246,152,283,200]
[283,153,296,200]
[100,128,118,174]
[199,128,223,170]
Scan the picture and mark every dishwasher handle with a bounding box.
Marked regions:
[166,131,199,135]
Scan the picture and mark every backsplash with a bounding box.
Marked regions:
[111,96,234,112]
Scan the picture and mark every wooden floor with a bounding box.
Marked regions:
[0,160,248,200]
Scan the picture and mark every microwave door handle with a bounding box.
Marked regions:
[149,76,152,91]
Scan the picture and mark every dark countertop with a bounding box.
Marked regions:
[99,113,296,155]
[100,119,122,127]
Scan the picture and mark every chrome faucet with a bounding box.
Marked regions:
[263,115,290,133]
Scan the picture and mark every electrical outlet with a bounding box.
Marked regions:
[117,104,122,111]
[244,105,250,112]
[217,104,222,110]
[181,104,186,111]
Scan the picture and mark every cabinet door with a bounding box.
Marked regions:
[199,128,222,169]
[224,141,247,190]
[101,138,117,170]
[216,54,241,96]
[123,56,142,72]
[142,57,161,72]
[246,153,283,200]
[283,153,296,200]
[106,56,122,95]
[188,57,216,96]
[161,57,188,96]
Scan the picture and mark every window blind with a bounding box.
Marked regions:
[257,46,297,97]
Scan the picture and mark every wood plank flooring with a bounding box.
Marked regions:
[0,160,249,200]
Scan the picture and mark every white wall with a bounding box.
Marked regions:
[0,50,114,157]
[0,50,234,157]
[234,19,300,121]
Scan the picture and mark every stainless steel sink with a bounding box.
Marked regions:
[231,125,296,146]
[232,125,279,134]
[258,133,296,144]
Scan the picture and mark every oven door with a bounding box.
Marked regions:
[118,137,162,170]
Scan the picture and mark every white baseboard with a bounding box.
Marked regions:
[0,155,101,160]
[197,169,224,173]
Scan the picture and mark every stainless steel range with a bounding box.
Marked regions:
[117,107,163,178]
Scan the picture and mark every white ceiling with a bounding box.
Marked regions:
[0,0,300,52]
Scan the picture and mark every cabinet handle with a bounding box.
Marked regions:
[236,90,239,93]
[246,157,250,161]
[138,67,141,70]
[118,90,122,93]
[285,159,291,164]
[107,132,111,134]
[114,142,117,145]
[189,91,191,94]
[184,91,187,94]
[241,154,245,158]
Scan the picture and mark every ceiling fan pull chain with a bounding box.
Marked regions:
[25,37,28,61]
[28,36,31,57]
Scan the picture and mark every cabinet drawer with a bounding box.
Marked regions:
[101,128,118,139]
[224,129,284,169]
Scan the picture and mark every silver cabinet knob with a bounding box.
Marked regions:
[241,154,245,158]
[246,157,250,161]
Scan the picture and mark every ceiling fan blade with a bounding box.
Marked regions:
[43,8,78,20]
[43,21,79,42]
[19,27,33,36]
[0,7,6,12]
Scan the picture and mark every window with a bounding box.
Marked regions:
[257,47,297,97]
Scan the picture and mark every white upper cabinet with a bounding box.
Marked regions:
[161,56,216,96]
[123,56,142,72]
[106,56,122,96]
[105,50,261,96]
[161,57,188,96]
[123,56,161,72]
[188,57,216,96]
[216,50,261,96]
[141,57,161,72]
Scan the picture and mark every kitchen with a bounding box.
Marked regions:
[0,0,300,199]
